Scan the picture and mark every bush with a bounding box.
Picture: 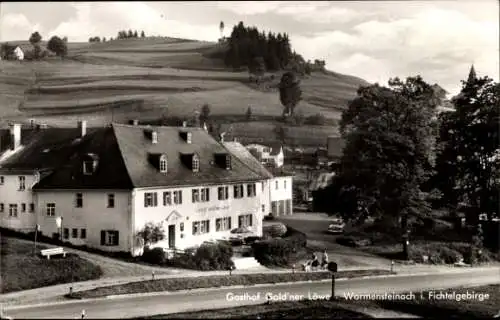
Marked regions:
[167,242,234,271]
[252,226,307,267]
[263,215,275,221]
[141,247,166,265]
[265,223,288,238]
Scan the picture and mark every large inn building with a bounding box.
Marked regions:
[0,122,292,256]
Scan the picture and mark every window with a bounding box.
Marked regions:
[192,155,199,172]
[21,203,26,212]
[201,188,210,202]
[262,204,265,213]
[9,204,18,217]
[238,214,253,228]
[101,230,119,246]
[0,203,4,212]
[18,176,25,191]
[192,189,200,203]
[159,156,167,173]
[233,184,244,199]
[284,180,287,189]
[75,193,83,208]
[46,203,56,216]
[81,228,87,239]
[107,194,115,208]
[29,203,34,212]
[187,132,192,144]
[216,217,232,232]
[173,190,183,204]
[63,228,69,239]
[72,228,78,238]
[275,181,278,190]
[192,220,210,235]
[218,186,229,200]
[151,131,158,144]
[225,155,231,170]
[247,183,256,197]
[0,176,4,185]
[144,192,158,207]
[180,222,184,232]
[163,191,172,206]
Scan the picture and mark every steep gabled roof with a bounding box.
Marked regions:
[33,126,134,190]
[112,124,271,188]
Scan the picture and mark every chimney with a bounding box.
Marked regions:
[203,122,208,131]
[29,119,35,128]
[9,123,21,150]
[220,132,226,143]
[77,120,87,137]
[182,121,187,127]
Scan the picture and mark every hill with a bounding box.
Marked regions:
[0,37,368,146]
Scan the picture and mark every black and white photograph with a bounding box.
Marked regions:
[0,1,498,318]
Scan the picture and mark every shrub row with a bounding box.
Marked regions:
[142,242,235,271]
[252,226,307,267]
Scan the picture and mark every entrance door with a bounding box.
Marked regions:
[168,225,175,248]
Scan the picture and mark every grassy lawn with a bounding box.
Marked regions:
[0,236,102,293]
[374,285,500,318]
[67,269,392,300]
[141,300,371,319]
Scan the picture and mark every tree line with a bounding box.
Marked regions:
[317,67,499,258]
[0,31,68,60]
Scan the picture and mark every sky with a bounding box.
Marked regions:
[1,1,498,96]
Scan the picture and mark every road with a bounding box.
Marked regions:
[277,212,391,267]
[4,268,500,319]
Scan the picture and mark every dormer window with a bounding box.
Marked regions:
[179,131,192,144]
[192,154,200,172]
[159,155,168,173]
[214,153,231,170]
[82,153,99,175]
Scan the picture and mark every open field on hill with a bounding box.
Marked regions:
[1,37,366,145]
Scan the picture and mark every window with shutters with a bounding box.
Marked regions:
[46,203,56,216]
[192,189,200,203]
[0,203,4,212]
[9,204,18,217]
[101,230,119,246]
[72,228,78,238]
[163,191,172,206]
[18,176,26,191]
[238,214,253,228]
[216,217,231,231]
[21,203,26,212]
[192,220,210,235]
[80,228,87,239]
[218,186,229,200]
[246,183,256,197]
[233,184,244,199]
[173,190,182,204]
[144,192,158,207]
[29,203,34,212]
[201,188,210,202]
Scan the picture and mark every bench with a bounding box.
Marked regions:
[40,247,66,259]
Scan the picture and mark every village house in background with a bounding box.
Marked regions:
[245,143,284,168]
[0,121,293,256]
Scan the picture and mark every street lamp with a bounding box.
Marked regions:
[55,216,63,242]
[33,224,40,256]
[327,262,338,301]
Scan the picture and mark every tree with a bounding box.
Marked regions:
[279,71,302,116]
[137,222,165,245]
[245,106,253,121]
[199,103,211,125]
[435,66,500,223]
[62,36,68,43]
[133,30,138,38]
[128,30,133,38]
[274,125,287,145]
[331,76,440,238]
[29,31,42,60]
[47,36,68,57]
[102,37,107,42]
[219,21,225,39]
[141,30,146,38]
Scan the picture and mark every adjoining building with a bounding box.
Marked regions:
[245,143,284,168]
[0,121,293,256]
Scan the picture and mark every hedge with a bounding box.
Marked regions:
[252,226,307,267]
[166,241,235,271]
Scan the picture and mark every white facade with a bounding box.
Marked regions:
[132,181,266,252]
[268,176,293,216]
[0,173,37,232]
[13,47,24,60]
[35,190,132,252]
[246,144,284,168]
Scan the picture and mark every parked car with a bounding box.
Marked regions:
[229,227,256,245]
